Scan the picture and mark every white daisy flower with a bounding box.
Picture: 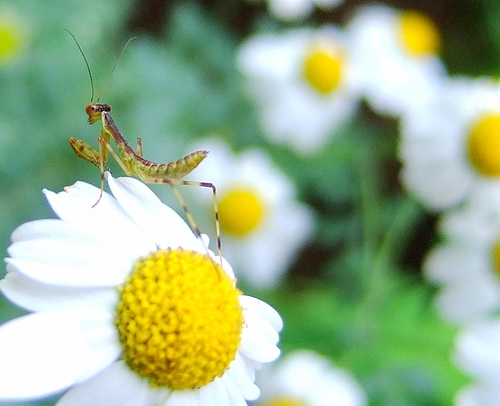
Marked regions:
[399,77,500,211]
[424,186,500,324]
[256,350,366,406]
[251,0,343,22]
[454,319,500,406]
[237,26,359,155]
[187,138,314,288]
[346,5,445,117]
[0,174,283,405]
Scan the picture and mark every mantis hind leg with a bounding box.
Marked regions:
[154,178,222,264]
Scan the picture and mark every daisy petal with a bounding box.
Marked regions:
[72,308,121,383]
[46,179,150,234]
[6,257,126,286]
[57,361,151,406]
[239,306,281,363]
[0,270,118,312]
[166,389,202,406]
[43,185,118,226]
[237,353,256,383]
[0,310,93,400]
[11,218,97,244]
[9,218,155,275]
[239,323,281,364]
[106,174,202,250]
[221,372,248,406]
[228,353,260,400]
[42,189,156,252]
[9,238,128,276]
[243,309,281,347]
[196,379,230,406]
[240,295,283,332]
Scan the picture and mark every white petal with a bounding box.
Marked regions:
[456,383,500,406]
[434,276,500,323]
[424,244,489,283]
[6,257,126,287]
[237,353,256,383]
[56,361,152,406]
[195,378,230,406]
[43,186,156,253]
[72,308,121,383]
[106,174,202,251]
[269,350,366,405]
[239,323,281,363]
[9,238,129,278]
[455,320,500,381]
[9,218,155,283]
[44,184,118,225]
[227,353,260,400]
[239,304,282,363]
[243,308,280,346]
[0,310,94,400]
[218,372,248,406]
[268,0,313,20]
[165,389,201,406]
[61,179,113,206]
[0,270,118,312]
[240,296,283,332]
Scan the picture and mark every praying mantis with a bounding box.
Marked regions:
[67,32,222,257]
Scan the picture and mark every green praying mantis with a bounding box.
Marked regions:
[67,32,222,258]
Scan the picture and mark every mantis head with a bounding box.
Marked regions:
[86,103,111,125]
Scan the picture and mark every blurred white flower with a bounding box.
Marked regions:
[425,186,500,324]
[250,0,343,21]
[256,350,366,406]
[454,319,500,406]
[237,27,359,155]
[456,383,500,406]
[0,174,283,405]
[399,77,500,211]
[346,5,445,117]
[188,137,314,288]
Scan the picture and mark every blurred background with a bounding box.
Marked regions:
[2,0,500,405]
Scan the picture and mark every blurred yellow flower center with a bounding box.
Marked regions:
[0,23,21,62]
[303,49,343,95]
[493,240,500,277]
[467,113,500,177]
[115,248,243,390]
[399,10,440,56]
[219,187,265,236]
[266,397,307,406]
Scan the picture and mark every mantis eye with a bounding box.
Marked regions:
[85,103,111,116]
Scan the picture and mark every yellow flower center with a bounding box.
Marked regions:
[266,397,308,406]
[467,113,500,177]
[303,48,343,95]
[115,248,243,390]
[0,18,23,63]
[399,10,440,56]
[219,187,265,237]
[493,240,500,277]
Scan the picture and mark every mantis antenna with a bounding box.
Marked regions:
[65,29,136,102]
[65,29,95,102]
